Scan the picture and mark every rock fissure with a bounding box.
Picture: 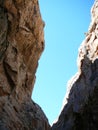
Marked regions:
[0,0,98,130]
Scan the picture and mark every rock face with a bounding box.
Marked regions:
[0,0,50,130]
[52,0,98,130]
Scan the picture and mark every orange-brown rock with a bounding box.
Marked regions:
[0,0,50,130]
[52,0,98,130]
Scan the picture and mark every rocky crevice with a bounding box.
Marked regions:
[0,0,98,130]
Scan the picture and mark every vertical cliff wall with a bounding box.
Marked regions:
[52,0,98,130]
[0,0,50,130]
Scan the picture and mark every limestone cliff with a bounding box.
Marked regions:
[52,0,98,130]
[0,0,50,130]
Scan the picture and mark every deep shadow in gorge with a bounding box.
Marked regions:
[52,57,98,130]
[0,0,98,130]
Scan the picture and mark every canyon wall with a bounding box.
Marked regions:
[0,0,50,130]
[52,0,98,130]
[0,0,98,130]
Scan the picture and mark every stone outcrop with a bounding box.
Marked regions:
[1,0,98,130]
[52,0,98,130]
[0,0,50,130]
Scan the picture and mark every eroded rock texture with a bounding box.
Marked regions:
[52,1,98,130]
[0,0,50,130]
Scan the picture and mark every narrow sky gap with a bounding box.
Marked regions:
[32,0,94,124]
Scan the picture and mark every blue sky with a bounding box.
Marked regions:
[32,0,94,124]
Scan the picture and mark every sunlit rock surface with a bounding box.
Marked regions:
[0,0,50,129]
[52,1,98,130]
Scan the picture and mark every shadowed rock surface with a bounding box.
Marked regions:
[0,0,50,130]
[1,0,98,130]
[52,0,98,130]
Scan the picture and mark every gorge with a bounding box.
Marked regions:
[0,0,98,130]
